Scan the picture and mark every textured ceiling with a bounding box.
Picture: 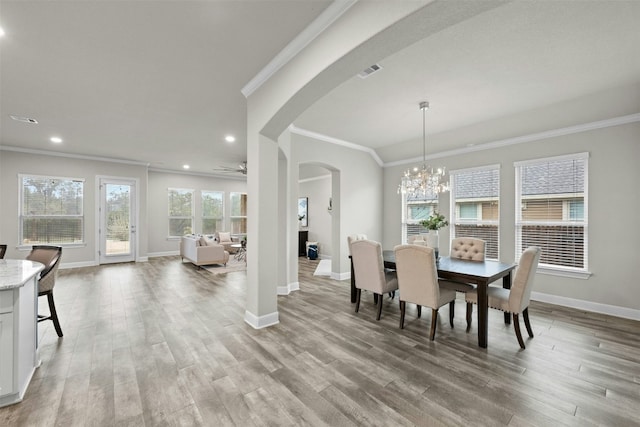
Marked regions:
[1,1,639,174]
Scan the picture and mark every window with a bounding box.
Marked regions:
[168,188,194,237]
[230,192,247,235]
[402,190,438,242]
[515,153,588,274]
[20,174,84,245]
[450,166,500,259]
[202,191,224,234]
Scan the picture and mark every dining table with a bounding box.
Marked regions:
[349,251,516,348]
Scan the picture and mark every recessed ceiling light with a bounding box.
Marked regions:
[183,164,190,169]
[0,27,5,37]
[50,137,63,143]
[225,135,235,143]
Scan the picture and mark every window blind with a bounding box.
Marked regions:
[202,191,224,234]
[515,153,588,272]
[450,166,500,259]
[20,174,84,244]
[168,188,194,236]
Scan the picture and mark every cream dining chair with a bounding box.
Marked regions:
[394,244,456,340]
[465,246,541,349]
[350,239,398,320]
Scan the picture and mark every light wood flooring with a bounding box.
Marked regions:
[1,256,639,426]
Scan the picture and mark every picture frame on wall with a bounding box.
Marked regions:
[298,197,308,227]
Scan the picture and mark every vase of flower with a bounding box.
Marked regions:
[419,211,448,260]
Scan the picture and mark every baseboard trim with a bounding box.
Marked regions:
[532,291,640,321]
[244,310,279,329]
[278,282,300,295]
[148,251,179,258]
[59,261,96,270]
[332,271,350,281]
[136,256,149,263]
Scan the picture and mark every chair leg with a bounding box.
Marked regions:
[513,313,525,349]
[417,305,422,318]
[355,289,361,313]
[376,293,383,320]
[449,301,455,328]
[429,309,438,340]
[523,307,534,338]
[399,301,406,329]
[47,292,63,337]
[466,303,473,331]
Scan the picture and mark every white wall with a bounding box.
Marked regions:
[147,170,247,256]
[298,173,332,258]
[0,150,148,266]
[383,118,640,316]
[293,133,383,276]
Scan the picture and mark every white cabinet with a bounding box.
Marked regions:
[0,260,43,407]
[0,311,14,397]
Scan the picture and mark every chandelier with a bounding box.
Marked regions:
[398,101,449,197]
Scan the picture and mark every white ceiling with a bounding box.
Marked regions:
[0,0,331,174]
[2,1,639,175]
[294,0,640,162]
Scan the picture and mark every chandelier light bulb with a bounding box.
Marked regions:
[397,101,449,198]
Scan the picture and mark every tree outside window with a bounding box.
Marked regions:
[20,175,84,244]
[168,188,194,237]
[230,192,247,235]
[202,191,224,234]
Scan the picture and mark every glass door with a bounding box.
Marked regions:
[99,178,136,264]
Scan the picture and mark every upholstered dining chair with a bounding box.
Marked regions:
[439,237,486,293]
[350,239,398,320]
[0,244,7,259]
[347,234,368,254]
[394,244,456,340]
[26,245,64,337]
[465,246,541,349]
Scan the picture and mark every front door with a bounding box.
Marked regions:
[99,178,136,264]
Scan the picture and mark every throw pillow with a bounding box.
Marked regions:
[218,232,231,243]
[203,236,216,246]
[198,236,207,247]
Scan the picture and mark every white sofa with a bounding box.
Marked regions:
[180,235,230,267]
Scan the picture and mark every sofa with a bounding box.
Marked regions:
[214,231,240,254]
[180,235,230,267]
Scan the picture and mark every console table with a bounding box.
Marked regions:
[0,259,43,407]
[298,230,308,256]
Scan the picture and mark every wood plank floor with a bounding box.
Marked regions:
[1,256,639,426]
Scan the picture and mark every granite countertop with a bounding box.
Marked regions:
[0,259,44,290]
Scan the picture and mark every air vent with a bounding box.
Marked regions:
[10,115,38,124]
[358,64,382,79]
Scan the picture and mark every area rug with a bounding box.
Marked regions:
[202,256,246,275]
[313,259,331,276]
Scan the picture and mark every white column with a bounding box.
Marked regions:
[244,132,280,329]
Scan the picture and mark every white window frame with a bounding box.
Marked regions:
[515,152,590,279]
[18,174,86,248]
[229,192,247,236]
[401,191,439,244]
[201,190,224,235]
[168,188,194,238]
[449,165,500,260]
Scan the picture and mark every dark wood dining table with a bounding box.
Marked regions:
[350,251,516,348]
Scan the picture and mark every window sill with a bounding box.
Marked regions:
[17,242,87,251]
[167,236,181,241]
[537,266,592,280]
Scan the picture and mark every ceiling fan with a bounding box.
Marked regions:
[214,161,247,175]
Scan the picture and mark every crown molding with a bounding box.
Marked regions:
[384,112,640,168]
[289,124,384,166]
[148,167,247,180]
[0,145,150,167]
[241,0,357,98]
